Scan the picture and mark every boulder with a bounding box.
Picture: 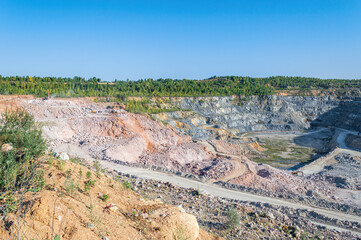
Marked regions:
[152,206,200,240]
[1,143,13,152]
[59,152,70,161]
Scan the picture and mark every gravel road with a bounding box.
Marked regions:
[101,161,361,235]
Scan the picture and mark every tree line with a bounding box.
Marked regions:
[0,75,360,98]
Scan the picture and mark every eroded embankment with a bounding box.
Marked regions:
[0,157,220,240]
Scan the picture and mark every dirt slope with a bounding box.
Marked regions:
[0,158,221,240]
[19,98,215,172]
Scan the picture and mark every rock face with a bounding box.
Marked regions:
[1,95,358,211]
[158,96,361,139]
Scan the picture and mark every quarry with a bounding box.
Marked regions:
[1,94,361,239]
[2,1,360,238]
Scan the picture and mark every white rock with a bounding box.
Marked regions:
[1,143,13,152]
[59,152,69,161]
[177,204,186,213]
[109,204,118,212]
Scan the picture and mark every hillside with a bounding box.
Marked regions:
[0,157,220,240]
[0,104,220,240]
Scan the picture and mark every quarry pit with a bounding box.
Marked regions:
[1,94,360,215]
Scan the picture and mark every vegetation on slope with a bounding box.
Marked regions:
[0,109,46,219]
[1,157,221,239]
[101,98,189,114]
[2,75,360,98]
[0,109,218,240]
[0,109,46,190]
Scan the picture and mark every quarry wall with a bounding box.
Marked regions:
[158,95,361,139]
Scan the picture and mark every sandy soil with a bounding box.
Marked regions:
[0,159,220,240]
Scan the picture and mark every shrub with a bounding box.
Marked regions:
[55,160,65,171]
[93,159,101,178]
[79,168,83,178]
[64,178,77,195]
[173,225,190,240]
[225,208,240,230]
[65,169,72,178]
[86,171,92,180]
[84,179,96,193]
[101,194,109,202]
[0,108,46,191]
[122,181,132,189]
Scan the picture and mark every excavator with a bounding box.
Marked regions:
[43,91,50,100]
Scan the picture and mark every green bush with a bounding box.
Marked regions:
[122,181,132,189]
[225,208,240,230]
[84,179,96,193]
[0,108,46,191]
[101,194,109,202]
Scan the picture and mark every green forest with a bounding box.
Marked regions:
[0,75,360,98]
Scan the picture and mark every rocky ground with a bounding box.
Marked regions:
[307,153,361,191]
[106,167,361,240]
[347,134,361,151]
[0,96,352,209]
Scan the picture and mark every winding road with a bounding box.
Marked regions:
[101,160,361,235]
[300,128,361,175]
[194,140,247,182]
[99,128,361,235]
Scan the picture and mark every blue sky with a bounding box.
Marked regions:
[0,0,360,81]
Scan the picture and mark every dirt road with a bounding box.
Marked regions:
[194,140,246,182]
[300,128,361,175]
[101,161,361,235]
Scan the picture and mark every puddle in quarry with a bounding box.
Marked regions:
[244,128,335,170]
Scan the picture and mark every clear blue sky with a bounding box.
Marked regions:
[0,0,360,81]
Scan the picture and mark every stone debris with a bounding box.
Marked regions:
[58,152,70,161]
[112,171,361,240]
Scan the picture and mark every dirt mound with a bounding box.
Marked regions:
[17,97,214,171]
[0,159,220,240]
